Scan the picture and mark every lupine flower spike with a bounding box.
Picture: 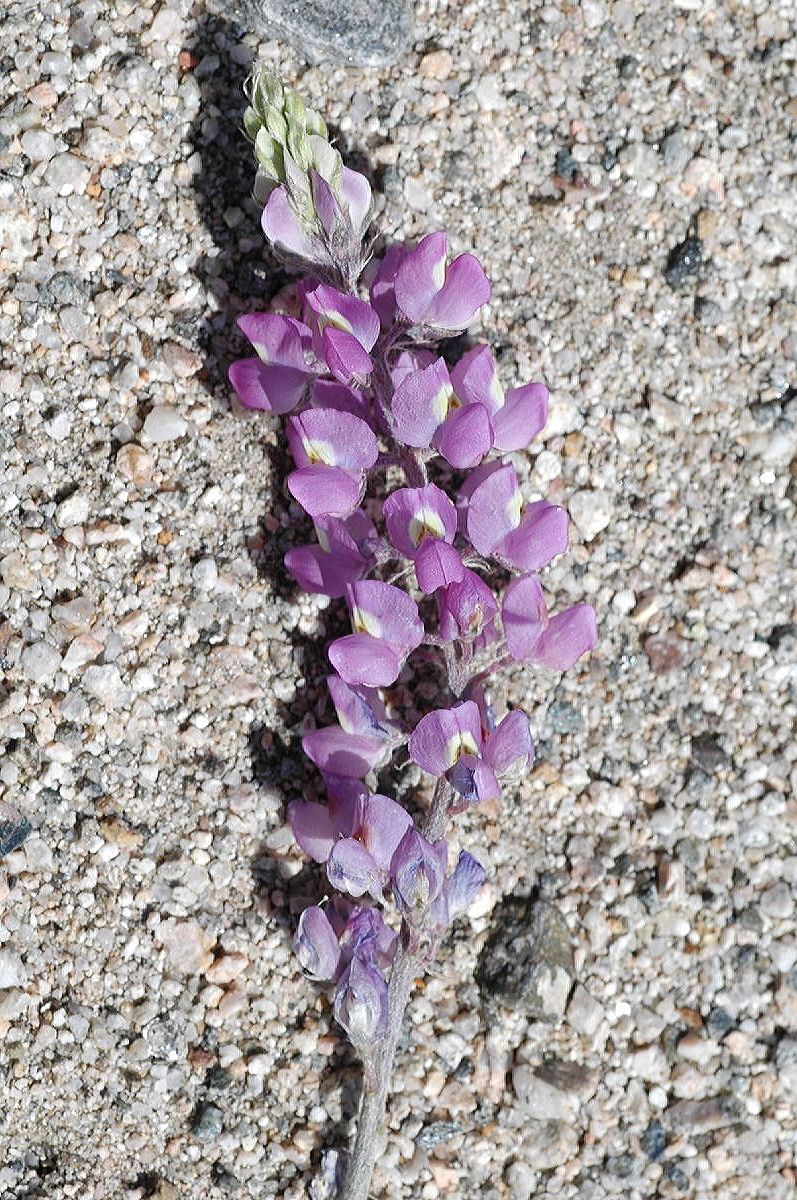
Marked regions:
[231,69,598,1200]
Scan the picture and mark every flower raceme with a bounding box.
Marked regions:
[231,75,599,1193]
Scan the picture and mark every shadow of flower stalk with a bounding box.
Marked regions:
[223,69,598,1199]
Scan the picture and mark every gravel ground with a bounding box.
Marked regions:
[1,1,796,1197]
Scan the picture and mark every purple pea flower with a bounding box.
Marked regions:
[502,574,598,670]
[390,357,493,469]
[389,827,448,924]
[329,580,424,687]
[437,567,498,642]
[286,407,378,518]
[229,313,315,414]
[289,790,412,901]
[465,462,569,571]
[382,483,465,593]
[409,700,501,805]
[302,676,397,779]
[303,283,380,386]
[334,956,388,1048]
[284,512,373,599]
[295,906,341,981]
[394,231,491,332]
[450,344,549,453]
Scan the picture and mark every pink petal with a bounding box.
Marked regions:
[394,231,449,324]
[287,466,364,518]
[262,186,316,260]
[288,408,378,469]
[502,573,548,661]
[414,540,465,594]
[312,379,371,419]
[391,357,452,449]
[498,500,569,571]
[283,542,365,598]
[288,799,335,863]
[424,253,491,330]
[340,167,372,234]
[322,326,374,386]
[450,344,503,413]
[533,604,598,671]
[433,402,493,468]
[492,382,548,452]
[465,462,522,555]
[360,794,413,873]
[302,727,389,778]
[229,358,310,414]
[368,243,407,327]
[345,580,424,655]
[236,313,311,368]
[328,633,403,687]
[484,710,535,774]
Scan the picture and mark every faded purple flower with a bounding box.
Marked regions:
[334,956,388,1047]
[394,232,491,332]
[450,344,549,453]
[502,574,598,670]
[465,462,568,571]
[390,357,493,469]
[329,580,424,687]
[389,828,448,923]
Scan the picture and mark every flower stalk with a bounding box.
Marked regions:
[229,69,598,1199]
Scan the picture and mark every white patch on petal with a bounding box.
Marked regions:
[445,731,479,767]
[351,605,382,637]
[432,382,454,425]
[506,486,523,529]
[408,506,447,546]
[303,436,336,465]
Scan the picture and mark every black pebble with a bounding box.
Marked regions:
[665,238,702,287]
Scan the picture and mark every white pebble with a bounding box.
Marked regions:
[20,641,61,683]
[55,492,90,528]
[569,489,613,541]
[44,152,89,194]
[0,949,25,989]
[21,128,58,162]
[142,405,188,443]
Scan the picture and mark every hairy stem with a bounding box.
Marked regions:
[339,781,452,1200]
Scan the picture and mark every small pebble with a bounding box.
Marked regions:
[142,405,188,443]
[116,443,154,485]
[568,490,612,541]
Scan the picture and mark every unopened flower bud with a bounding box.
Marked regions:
[295,906,341,981]
[390,828,448,924]
[334,957,388,1047]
